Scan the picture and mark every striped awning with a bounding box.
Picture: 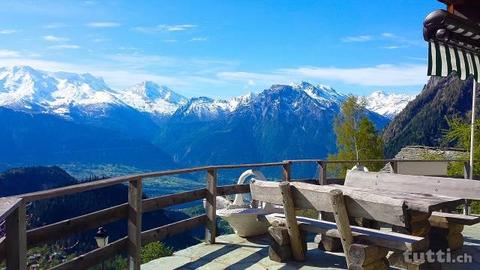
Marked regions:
[428,41,480,82]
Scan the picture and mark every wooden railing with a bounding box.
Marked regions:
[0,158,474,270]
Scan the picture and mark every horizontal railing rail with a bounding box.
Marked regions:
[0,158,475,269]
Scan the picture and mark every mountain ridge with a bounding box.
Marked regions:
[0,65,411,119]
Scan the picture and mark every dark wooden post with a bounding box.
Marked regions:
[128,177,142,270]
[5,200,27,270]
[279,182,305,261]
[205,168,217,244]
[282,162,291,182]
[317,161,327,185]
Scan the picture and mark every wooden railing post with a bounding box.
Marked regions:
[5,200,27,270]
[282,162,291,182]
[128,177,142,270]
[317,161,327,185]
[205,168,217,244]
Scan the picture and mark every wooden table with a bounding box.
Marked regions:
[330,184,464,214]
[329,185,465,269]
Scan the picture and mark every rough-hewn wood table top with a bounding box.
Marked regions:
[330,184,464,213]
[0,196,22,220]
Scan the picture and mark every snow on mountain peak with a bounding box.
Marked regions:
[0,66,412,121]
[118,81,188,115]
[0,65,120,113]
[291,81,346,105]
[365,90,415,118]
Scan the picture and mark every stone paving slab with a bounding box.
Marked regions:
[142,224,480,270]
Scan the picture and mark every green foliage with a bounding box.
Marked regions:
[296,208,318,219]
[441,119,480,215]
[444,117,480,176]
[471,201,480,215]
[141,242,174,264]
[88,255,128,270]
[329,96,384,176]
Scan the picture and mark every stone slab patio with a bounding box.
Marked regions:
[142,224,480,270]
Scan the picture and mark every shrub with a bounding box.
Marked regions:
[141,242,174,264]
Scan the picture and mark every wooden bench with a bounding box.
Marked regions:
[250,180,427,270]
[345,170,480,251]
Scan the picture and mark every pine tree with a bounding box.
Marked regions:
[329,96,384,175]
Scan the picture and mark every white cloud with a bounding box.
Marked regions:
[341,35,372,43]
[381,32,396,38]
[43,23,68,29]
[190,37,207,42]
[284,65,427,86]
[86,22,121,28]
[48,44,80,49]
[43,35,69,42]
[382,45,402,50]
[164,24,197,32]
[0,29,16,34]
[0,49,21,58]
[133,24,197,33]
[218,64,427,87]
[92,38,108,43]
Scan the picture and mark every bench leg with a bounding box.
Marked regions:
[348,244,389,270]
[429,224,464,251]
[267,224,306,262]
[317,211,343,252]
[389,211,432,270]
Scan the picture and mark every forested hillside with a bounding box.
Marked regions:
[383,73,474,157]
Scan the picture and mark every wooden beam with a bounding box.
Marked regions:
[5,200,26,270]
[216,184,250,196]
[266,214,428,252]
[142,215,207,244]
[28,203,128,247]
[143,188,207,213]
[349,244,388,266]
[329,190,353,267]
[250,180,407,226]
[128,177,142,270]
[279,182,305,261]
[429,212,480,227]
[50,237,128,270]
[28,188,209,248]
[205,169,217,244]
[345,170,480,201]
[0,197,22,220]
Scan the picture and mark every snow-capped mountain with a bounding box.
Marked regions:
[365,91,416,118]
[0,66,189,117]
[292,82,346,106]
[0,66,122,115]
[172,82,346,121]
[172,93,254,121]
[117,81,188,115]
[0,66,410,121]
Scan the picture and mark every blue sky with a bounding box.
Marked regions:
[0,0,444,98]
